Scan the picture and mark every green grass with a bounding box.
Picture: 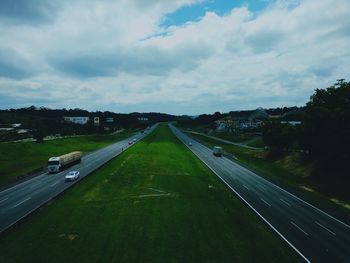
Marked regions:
[0,124,297,263]
[0,131,135,187]
[246,136,265,148]
[213,132,257,143]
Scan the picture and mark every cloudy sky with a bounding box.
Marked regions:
[0,0,349,115]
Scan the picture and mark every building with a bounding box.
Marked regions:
[281,121,302,126]
[11,123,22,128]
[64,117,90,125]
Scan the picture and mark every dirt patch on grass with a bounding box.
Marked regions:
[148,187,166,193]
[58,233,78,241]
[330,198,350,210]
[138,193,172,198]
[300,185,315,192]
[137,188,177,198]
[68,234,77,241]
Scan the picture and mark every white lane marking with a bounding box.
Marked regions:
[170,125,311,263]
[315,221,336,236]
[280,198,291,207]
[0,197,9,203]
[12,197,31,208]
[242,184,250,191]
[260,197,272,207]
[291,221,309,236]
[50,181,59,187]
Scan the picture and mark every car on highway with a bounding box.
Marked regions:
[213,146,223,157]
[133,138,137,142]
[128,141,133,145]
[65,171,80,181]
[189,142,192,146]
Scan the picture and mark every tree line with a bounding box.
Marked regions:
[0,107,177,142]
[262,80,350,178]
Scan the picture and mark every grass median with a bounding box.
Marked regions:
[0,130,135,187]
[0,124,297,262]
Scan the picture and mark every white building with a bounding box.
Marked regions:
[64,117,90,125]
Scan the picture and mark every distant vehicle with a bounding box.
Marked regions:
[189,142,192,146]
[133,138,137,142]
[213,146,223,157]
[128,141,133,145]
[65,171,80,181]
[48,151,82,173]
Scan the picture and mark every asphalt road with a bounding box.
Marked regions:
[0,125,157,234]
[170,124,350,263]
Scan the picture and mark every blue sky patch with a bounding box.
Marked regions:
[161,0,269,28]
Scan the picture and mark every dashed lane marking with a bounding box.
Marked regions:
[291,221,309,236]
[260,197,272,207]
[315,221,336,236]
[12,197,31,208]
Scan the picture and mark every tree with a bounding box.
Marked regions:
[262,121,296,151]
[33,129,44,143]
[300,80,350,164]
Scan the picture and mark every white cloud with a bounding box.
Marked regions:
[0,0,349,114]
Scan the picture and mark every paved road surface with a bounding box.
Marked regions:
[170,124,350,263]
[0,125,157,233]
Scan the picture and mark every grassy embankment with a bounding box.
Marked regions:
[245,136,265,148]
[0,124,297,263]
[185,131,350,212]
[0,130,135,187]
[211,132,257,143]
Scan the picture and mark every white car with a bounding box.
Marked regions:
[133,138,137,142]
[189,142,192,146]
[65,171,80,181]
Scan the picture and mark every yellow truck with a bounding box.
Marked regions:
[47,151,82,173]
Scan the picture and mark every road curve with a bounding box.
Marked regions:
[170,124,350,263]
[0,125,157,233]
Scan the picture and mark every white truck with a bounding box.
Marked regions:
[213,146,223,157]
[47,151,82,173]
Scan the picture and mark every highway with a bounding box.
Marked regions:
[0,125,157,233]
[170,124,350,263]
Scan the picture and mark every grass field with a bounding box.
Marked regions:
[246,136,265,148]
[0,130,135,187]
[0,125,297,262]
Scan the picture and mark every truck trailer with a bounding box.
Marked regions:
[213,146,223,157]
[47,151,82,173]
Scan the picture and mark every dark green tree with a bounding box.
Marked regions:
[262,121,296,150]
[300,80,350,164]
[33,129,44,143]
